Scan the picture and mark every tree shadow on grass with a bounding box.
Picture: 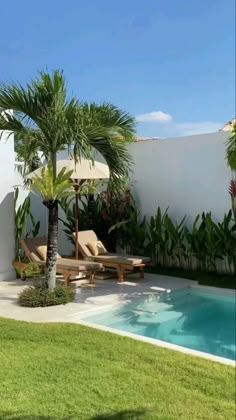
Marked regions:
[0,409,150,420]
[90,409,149,419]
[0,414,71,420]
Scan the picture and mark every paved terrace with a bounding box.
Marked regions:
[0,273,196,323]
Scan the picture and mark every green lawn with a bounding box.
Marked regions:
[0,318,235,420]
[146,266,236,289]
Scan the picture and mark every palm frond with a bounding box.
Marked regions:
[73,103,136,189]
[31,162,74,202]
[0,71,92,161]
[0,71,136,192]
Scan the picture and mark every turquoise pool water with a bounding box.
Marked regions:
[84,288,236,361]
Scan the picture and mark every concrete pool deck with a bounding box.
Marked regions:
[0,273,196,323]
[0,273,235,367]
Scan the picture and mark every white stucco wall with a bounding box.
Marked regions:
[14,167,48,237]
[129,131,231,225]
[14,153,74,257]
[0,131,16,280]
[11,131,231,260]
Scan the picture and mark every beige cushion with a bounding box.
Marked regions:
[56,258,103,272]
[74,230,98,257]
[37,245,61,261]
[86,240,107,256]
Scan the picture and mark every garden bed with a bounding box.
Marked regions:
[146,265,236,289]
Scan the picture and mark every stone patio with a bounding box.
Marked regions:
[0,273,196,323]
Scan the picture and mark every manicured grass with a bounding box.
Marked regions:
[146,266,236,289]
[0,318,235,419]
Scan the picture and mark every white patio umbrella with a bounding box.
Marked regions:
[28,158,110,259]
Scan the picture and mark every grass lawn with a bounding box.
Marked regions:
[0,318,235,419]
[146,266,236,289]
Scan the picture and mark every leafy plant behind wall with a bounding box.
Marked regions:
[109,209,147,255]
[60,189,236,274]
[185,212,223,271]
[146,207,236,274]
[59,190,141,254]
[146,207,169,265]
[214,210,236,274]
[14,187,40,261]
[163,214,187,267]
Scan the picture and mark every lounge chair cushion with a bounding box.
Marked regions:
[86,240,107,256]
[92,253,150,265]
[56,258,103,272]
[73,230,98,257]
[37,245,61,261]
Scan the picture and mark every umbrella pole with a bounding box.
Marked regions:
[74,183,79,260]
[74,180,86,259]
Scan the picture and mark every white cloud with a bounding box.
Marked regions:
[136,110,172,123]
[174,121,222,136]
[136,109,223,137]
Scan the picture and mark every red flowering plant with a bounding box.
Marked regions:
[60,188,146,254]
[226,124,236,220]
[229,179,236,220]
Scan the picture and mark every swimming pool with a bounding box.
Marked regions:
[82,287,236,362]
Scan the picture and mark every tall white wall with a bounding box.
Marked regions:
[14,153,75,257]
[10,131,231,260]
[14,167,48,237]
[129,131,231,225]
[0,132,16,280]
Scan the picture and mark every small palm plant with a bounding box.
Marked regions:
[226,123,236,220]
[31,163,74,289]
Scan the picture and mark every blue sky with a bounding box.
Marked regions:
[1,0,235,137]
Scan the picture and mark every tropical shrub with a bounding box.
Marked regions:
[146,207,236,274]
[185,212,223,271]
[15,262,43,280]
[214,211,236,273]
[109,208,147,255]
[60,194,103,246]
[146,208,187,267]
[60,190,140,253]
[146,207,169,265]
[14,187,40,261]
[18,282,75,307]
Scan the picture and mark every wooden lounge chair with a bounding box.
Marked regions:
[16,237,103,286]
[74,230,150,283]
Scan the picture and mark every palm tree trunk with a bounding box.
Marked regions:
[46,201,58,290]
[45,153,58,290]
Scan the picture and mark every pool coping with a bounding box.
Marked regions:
[76,284,236,367]
[76,318,235,366]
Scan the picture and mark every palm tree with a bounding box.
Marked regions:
[31,163,74,289]
[226,123,236,220]
[0,70,135,290]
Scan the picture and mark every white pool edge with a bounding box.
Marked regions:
[77,318,235,366]
[75,284,235,367]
